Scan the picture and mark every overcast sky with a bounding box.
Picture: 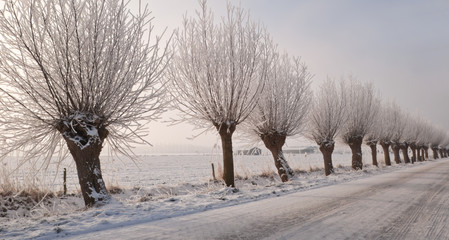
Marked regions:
[129,0,449,152]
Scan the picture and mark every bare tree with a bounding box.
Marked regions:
[377,102,401,166]
[403,115,425,164]
[168,0,269,187]
[429,126,445,159]
[307,79,347,176]
[340,77,379,170]
[246,53,312,182]
[417,122,433,161]
[388,104,406,164]
[364,103,381,167]
[0,0,169,206]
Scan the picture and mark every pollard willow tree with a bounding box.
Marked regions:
[0,0,169,206]
[340,78,378,170]
[168,1,269,187]
[246,54,312,182]
[364,106,381,167]
[377,102,399,166]
[429,126,445,159]
[402,115,424,164]
[308,79,347,176]
[389,105,406,164]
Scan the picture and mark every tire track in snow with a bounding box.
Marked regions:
[377,163,449,240]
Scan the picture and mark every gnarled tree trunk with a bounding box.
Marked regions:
[391,143,401,164]
[319,142,335,176]
[400,143,410,164]
[348,136,363,170]
[380,141,392,166]
[57,117,110,207]
[261,133,294,182]
[367,141,378,167]
[424,146,429,160]
[216,122,236,187]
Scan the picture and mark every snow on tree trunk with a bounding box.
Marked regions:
[417,147,423,161]
[261,133,294,182]
[438,149,444,159]
[367,142,378,167]
[56,113,109,206]
[391,143,402,164]
[400,144,410,164]
[216,122,236,188]
[348,136,363,170]
[380,142,392,166]
[319,142,335,176]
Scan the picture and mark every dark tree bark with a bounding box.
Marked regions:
[367,141,378,167]
[400,143,410,164]
[424,146,429,160]
[380,141,392,166]
[216,123,236,187]
[432,147,439,159]
[261,133,294,182]
[57,121,110,207]
[409,144,417,164]
[391,143,402,164]
[347,136,363,170]
[319,142,335,176]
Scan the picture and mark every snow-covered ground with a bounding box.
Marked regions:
[1,149,438,239]
[75,158,449,240]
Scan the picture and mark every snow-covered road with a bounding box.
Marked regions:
[72,159,449,240]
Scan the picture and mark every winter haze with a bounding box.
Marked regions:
[133,0,449,153]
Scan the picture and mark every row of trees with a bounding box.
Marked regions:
[0,0,446,207]
[309,78,449,176]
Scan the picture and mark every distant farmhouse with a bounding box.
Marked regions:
[299,146,318,154]
[237,147,262,155]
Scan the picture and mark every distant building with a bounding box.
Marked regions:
[299,146,318,154]
[237,147,262,155]
[283,149,300,154]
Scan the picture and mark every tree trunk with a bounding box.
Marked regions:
[432,147,439,159]
[401,143,410,164]
[319,142,335,176]
[216,122,236,188]
[438,149,444,159]
[391,143,401,164]
[261,133,294,182]
[348,136,363,170]
[417,147,423,161]
[57,118,110,207]
[380,142,391,166]
[424,147,429,160]
[409,144,416,164]
[367,142,378,167]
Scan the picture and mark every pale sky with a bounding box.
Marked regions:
[129,0,449,153]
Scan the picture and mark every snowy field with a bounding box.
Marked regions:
[1,146,369,194]
[1,146,426,239]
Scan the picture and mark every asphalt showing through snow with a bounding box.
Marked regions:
[73,159,449,240]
